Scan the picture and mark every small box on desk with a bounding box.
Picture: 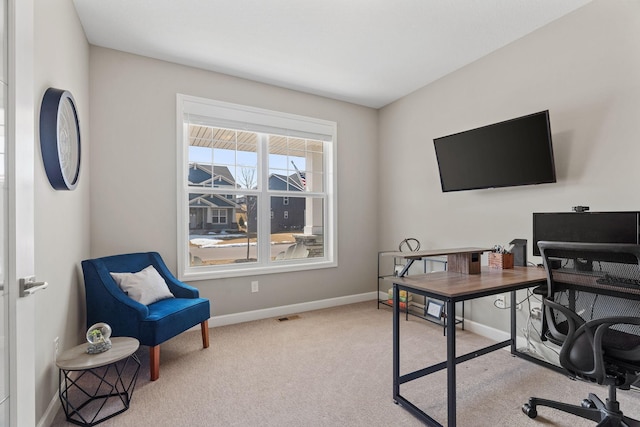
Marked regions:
[447,252,482,274]
[488,252,514,269]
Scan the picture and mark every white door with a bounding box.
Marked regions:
[0,0,8,423]
[3,0,37,425]
[0,80,8,425]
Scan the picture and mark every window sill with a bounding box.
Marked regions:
[179,258,338,281]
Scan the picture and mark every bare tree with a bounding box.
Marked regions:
[238,168,257,260]
[237,167,256,190]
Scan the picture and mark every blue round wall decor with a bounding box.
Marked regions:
[40,88,81,190]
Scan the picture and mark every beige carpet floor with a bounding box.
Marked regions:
[50,301,640,426]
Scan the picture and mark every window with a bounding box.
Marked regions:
[177,95,337,279]
[211,209,227,224]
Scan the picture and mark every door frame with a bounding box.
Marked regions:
[7,0,36,425]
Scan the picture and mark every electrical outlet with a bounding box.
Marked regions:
[531,307,542,320]
[251,281,259,293]
[495,294,506,309]
[54,337,59,358]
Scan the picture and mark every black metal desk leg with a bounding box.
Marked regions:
[446,298,456,427]
[393,283,400,401]
[510,290,517,353]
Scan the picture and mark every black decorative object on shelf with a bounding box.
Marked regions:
[510,238,527,267]
[40,87,81,190]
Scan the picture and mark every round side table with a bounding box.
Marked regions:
[56,336,140,426]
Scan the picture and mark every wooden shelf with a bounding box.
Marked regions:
[380,247,491,276]
[377,249,463,334]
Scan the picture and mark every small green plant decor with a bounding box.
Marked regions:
[86,323,113,354]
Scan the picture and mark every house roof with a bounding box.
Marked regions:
[188,163,236,187]
[189,193,241,209]
[269,173,304,192]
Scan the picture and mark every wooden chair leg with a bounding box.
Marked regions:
[201,320,210,348]
[150,345,160,381]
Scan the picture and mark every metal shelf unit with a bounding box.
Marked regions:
[377,250,464,334]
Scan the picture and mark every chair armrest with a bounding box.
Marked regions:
[96,268,150,319]
[543,298,585,343]
[149,252,199,299]
[543,298,585,328]
[82,260,149,323]
[547,296,640,384]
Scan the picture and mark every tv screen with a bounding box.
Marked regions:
[433,110,556,192]
[532,212,640,256]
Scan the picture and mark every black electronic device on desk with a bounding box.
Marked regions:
[532,210,640,256]
[509,238,527,267]
[523,241,640,426]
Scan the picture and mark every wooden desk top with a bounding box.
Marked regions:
[379,247,492,259]
[384,266,547,299]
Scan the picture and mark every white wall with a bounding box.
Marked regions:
[378,0,640,331]
[31,0,640,423]
[33,0,90,423]
[88,48,379,317]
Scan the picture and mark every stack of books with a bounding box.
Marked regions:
[387,288,412,309]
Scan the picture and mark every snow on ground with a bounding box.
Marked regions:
[190,238,223,248]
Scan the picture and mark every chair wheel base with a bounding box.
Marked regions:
[581,399,596,409]
[522,403,537,419]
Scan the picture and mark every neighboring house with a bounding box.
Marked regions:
[269,173,305,233]
[188,163,242,232]
[188,165,305,234]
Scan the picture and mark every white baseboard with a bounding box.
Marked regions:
[206,294,520,350]
[38,372,70,427]
[354,296,528,353]
[376,294,517,348]
[208,291,378,328]
[464,319,560,361]
[463,319,510,342]
[39,396,59,427]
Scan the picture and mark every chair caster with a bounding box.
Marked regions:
[522,403,537,419]
[581,399,596,409]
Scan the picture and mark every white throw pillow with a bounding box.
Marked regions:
[110,265,175,305]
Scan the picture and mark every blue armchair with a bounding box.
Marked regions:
[81,252,210,381]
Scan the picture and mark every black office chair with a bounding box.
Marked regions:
[523,242,640,426]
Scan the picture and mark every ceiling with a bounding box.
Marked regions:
[72,0,592,109]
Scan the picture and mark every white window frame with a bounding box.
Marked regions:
[177,94,337,280]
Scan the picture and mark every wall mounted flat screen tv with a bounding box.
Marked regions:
[434,110,556,192]
[532,211,640,256]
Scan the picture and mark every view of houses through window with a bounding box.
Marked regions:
[178,95,336,279]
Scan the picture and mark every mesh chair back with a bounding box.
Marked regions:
[538,241,640,384]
